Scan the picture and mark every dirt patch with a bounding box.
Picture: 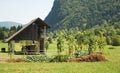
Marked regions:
[66,54,107,62]
[7,58,25,62]
[0,58,8,63]
[0,58,24,63]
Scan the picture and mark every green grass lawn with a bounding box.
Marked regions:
[0,42,8,51]
[0,42,23,59]
[0,62,119,73]
[0,42,120,73]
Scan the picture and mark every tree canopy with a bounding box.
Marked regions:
[45,0,120,31]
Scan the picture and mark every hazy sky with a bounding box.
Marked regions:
[0,0,54,24]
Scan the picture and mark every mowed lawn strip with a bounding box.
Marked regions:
[0,62,120,73]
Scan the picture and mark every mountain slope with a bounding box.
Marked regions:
[0,21,22,28]
[45,0,120,31]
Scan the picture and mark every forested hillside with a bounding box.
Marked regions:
[45,0,120,31]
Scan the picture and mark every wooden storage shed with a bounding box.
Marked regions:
[6,17,50,54]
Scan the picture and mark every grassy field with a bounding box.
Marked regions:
[0,42,23,59]
[0,61,119,73]
[0,42,120,73]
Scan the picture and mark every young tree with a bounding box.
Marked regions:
[9,26,17,36]
[45,41,49,51]
[0,31,4,40]
[17,25,22,31]
[8,41,14,59]
[88,36,96,54]
[66,35,75,56]
[48,32,53,43]
[56,31,64,55]
[75,31,89,52]
[98,32,106,52]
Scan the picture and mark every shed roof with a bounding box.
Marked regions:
[5,17,50,42]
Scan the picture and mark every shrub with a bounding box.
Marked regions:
[108,46,116,49]
[50,55,70,62]
[25,55,50,62]
[106,36,112,45]
[111,35,120,46]
[74,52,88,58]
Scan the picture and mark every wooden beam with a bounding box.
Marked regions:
[43,26,46,54]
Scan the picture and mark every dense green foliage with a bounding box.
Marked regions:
[50,55,70,62]
[45,0,120,50]
[0,25,22,40]
[46,29,107,58]
[25,55,70,62]
[45,0,120,31]
[25,55,50,62]
[111,35,120,46]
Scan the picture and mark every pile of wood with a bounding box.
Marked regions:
[66,54,107,62]
[7,58,25,62]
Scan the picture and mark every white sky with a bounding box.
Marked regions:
[0,0,54,24]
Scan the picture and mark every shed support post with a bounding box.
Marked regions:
[44,26,46,54]
[39,26,46,54]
